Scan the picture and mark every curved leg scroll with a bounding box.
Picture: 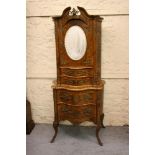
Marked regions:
[50,121,59,143]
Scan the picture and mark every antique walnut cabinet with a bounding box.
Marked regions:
[51,7,105,146]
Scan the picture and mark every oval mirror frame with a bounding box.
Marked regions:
[64,26,87,60]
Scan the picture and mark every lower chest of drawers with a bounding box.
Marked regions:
[54,88,102,124]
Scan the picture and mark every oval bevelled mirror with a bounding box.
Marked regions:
[64,26,87,60]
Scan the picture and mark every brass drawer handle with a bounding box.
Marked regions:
[62,107,70,113]
[83,108,92,116]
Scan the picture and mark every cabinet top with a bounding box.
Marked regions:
[52,6,103,21]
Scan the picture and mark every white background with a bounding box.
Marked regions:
[0,0,155,155]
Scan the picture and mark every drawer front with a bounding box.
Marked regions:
[60,77,94,86]
[61,68,93,77]
[57,90,97,105]
[58,104,96,123]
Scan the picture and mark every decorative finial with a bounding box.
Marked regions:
[69,8,80,16]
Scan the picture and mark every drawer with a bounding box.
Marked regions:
[57,104,96,123]
[57,90,97,105]
[60,77,94,86]
[61,68,93,77]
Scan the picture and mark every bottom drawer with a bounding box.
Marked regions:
[57,104,96,124]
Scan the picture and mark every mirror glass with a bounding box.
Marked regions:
[64,26,87,60]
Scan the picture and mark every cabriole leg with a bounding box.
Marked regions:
[100,113,105,128]
[96,125,103,146]
[50,121,59,143]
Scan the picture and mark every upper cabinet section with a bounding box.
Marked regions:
[52,7,103,67]
[53,7,103,84]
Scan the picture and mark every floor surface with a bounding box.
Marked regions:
[26,124,129,155]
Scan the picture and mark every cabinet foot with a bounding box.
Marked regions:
[50,121,59,143]
[96,125,103,146]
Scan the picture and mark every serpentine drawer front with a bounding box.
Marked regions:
[57,89,97,105]
[61,68,93,77]
[60,76,94,86]
[51,7,105,146]
[57,104,96,124]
